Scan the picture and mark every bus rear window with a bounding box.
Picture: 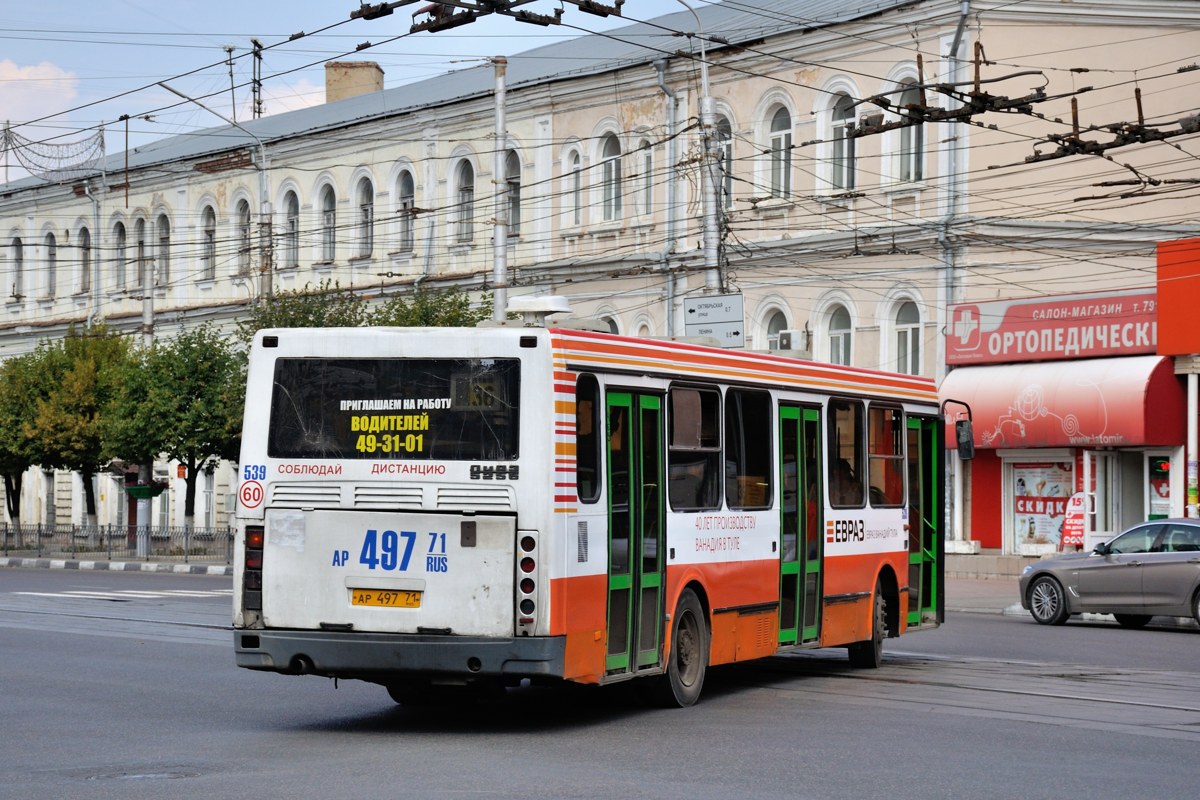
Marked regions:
[268,357,520,460]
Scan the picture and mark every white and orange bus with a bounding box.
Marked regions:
[233,312,948,706]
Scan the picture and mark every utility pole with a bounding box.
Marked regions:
[677,1,721,292]
[492,57,509,322]
[224,45,237,122]
[251,39,264,120]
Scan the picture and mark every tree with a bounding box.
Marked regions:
[236,280,367,346]
[105,325,244,529]
[369,285,491,327]
[23,327,133,527]
[236,281,491,346]
[0,353,44,526]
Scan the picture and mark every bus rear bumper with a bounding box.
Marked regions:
[233,628,566,681]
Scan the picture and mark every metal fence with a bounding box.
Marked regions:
[1,523,233,564]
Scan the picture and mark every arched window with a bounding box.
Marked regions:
[602,316,619,335]
[828,305,852,365]
[769,107,792,198]
[320,185,337,262]
[831,93,857,190]
[601,134,622,222]
[895,301,921,375]
[201,206,217,280]
[112,223,125,290]
[396,172,415,253]
[765,309,788,350]
[134,218,147,289]
[505,150,521,235]
[715,116,734,209]
[455,161,475,243]
[568,151,582,226]
[897,80,924,183]
[156,214,170,286]
[356,176,374,258]
[282,192,300,268]
[9,237,23,299]
[78,227,91,295]
[236,200,252,276]
[44,232,57,298]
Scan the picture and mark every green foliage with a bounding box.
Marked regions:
[104,324,244,521]
[0,351,44,521]
[236,281,490,345]
[24,327,132,474]
[17,326,134,519]
[0,352,42,476]
[369,286,491,327]
[236,280,367,345]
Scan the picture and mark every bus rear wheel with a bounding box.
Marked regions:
[848,580,885,669]
[654,588,708,707]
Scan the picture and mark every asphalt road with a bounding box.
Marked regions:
[2,567,1197,800]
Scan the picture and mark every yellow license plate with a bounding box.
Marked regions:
[350,589,421,608]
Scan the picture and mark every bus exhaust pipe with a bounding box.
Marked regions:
[289,655,315,675]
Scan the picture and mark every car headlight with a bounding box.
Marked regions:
[1022,564,1034,576]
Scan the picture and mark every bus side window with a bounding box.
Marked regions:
[829,399,864,508]
[867,405,905,506]
[724,389,772,510]
[575,374,601,503]
[668,386,721,511]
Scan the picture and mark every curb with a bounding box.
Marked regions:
[0,556,232,576]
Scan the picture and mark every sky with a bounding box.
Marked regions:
[0,0,696,177]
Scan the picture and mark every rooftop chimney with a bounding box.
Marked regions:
[325,61,384,103]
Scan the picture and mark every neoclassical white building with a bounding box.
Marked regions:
[1,0,1197,532]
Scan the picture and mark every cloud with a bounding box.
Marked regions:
[0,60,80,126]
[261,78,326,116]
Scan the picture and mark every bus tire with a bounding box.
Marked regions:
[848,580,885,669]
[659,588,709,707]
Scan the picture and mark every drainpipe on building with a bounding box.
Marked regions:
[83,176,102,327]
[654,59,679,335]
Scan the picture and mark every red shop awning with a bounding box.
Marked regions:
[939,355,1184,449]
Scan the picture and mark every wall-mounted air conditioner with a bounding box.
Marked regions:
[778,329,811,357]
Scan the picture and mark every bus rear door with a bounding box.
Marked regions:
[605,391,665,676]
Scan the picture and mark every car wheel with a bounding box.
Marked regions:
[1027,575,1069,625]
[1113,614,1151,629]
[1192,590,1200,627]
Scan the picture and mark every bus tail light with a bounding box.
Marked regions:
[515,532,538,635]
[243,524,264,612]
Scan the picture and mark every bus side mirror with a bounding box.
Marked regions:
[955,419,975,461]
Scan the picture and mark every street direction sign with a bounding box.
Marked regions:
[684,293,745,348]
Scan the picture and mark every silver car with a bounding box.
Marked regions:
[1019,518,1200,627]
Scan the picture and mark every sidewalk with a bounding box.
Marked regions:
[0,555,232,576]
